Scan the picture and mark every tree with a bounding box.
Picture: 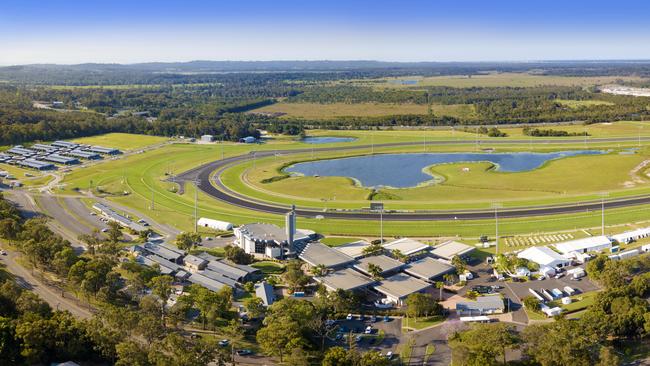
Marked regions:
[367,263,384,280]
[257,317,305,362]
[405,293,441,320]
[224,244,253,264]
[451,255,467,274]
[116,340,150,366]
[175,232,201,252]
[106,221,123,243]
[149,275,173,324]
[243,297,266,319]
[449,323,517,366]
[310,263,328,277]
[282,260,310,293]
[523,319,602,366]
[391,249,407,263]
[323,346,356,366]
[0,317,22,365]
[596,346,620,366]
[522,296,541,313]
[360,350,390,366]
[362,243,383,256]
[435,281,445,301]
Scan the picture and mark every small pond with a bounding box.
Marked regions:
[285,151,603,188]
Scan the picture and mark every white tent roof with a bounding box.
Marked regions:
[611,227,650,243]
[517,246,570,267]
[553,235,611,254]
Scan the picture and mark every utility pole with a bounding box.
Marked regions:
[601,196,605,236]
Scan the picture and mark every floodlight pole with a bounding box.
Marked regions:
[495,206,499,255]
[601,196,605,236]
[380,207,384,244]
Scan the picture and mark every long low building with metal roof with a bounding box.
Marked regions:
[299,242,356,269]
[315,267,375,292]
[7,146,37,157]
[89,145,121,155]
[16,159,54,170]
[404,257,455,281]
[52,140,79,149]
[374,273,432,306]
[430,240,476,260]
[553,235,612,255]
[41,154,80,165]
[353,255,405,276]
[92,202,147,232]
[382,238,431,257]
[64,150,101,160]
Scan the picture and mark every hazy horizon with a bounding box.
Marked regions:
[2,0,650,65]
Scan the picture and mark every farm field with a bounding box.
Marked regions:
[250,102,476,119]
[367,72,644,88]
[71,132,170,151]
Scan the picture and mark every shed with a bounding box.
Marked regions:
[456,295,505,316]
[553,236,612,255]
[298,242,355,268]
[404,256,455,280]
[197,217,233,231]
[430,240,475,260]
[315,268,375,292]
[353,255,405,276]
[517,246,571,269]
[382,238,430,257]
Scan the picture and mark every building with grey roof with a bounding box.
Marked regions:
[52,141,79,149]
[456,295,505,316]
[315,268,375,292]
[404,257,455,281]
[41,154,80,165]
[31,144,58,153]
[93,202,148,232]
[299,242,355,268]
[141,242,184,264]
[255,282,275,307]
[183,254,208,271]
[431,241,476,260]
[334,240,372,258]
[196,270,239,287]
[134,255,175,275]
[374,273,431,306]
[64,150,101,160]
[7,146,36,157]
[16,159,54,170]
[382,238,431,257]
[89,145,121,155]
[186,272,228,292]
[353,255,405,276]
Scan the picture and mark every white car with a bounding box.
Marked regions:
[364,326,372,334]
[386,351,393,360]
[346,313,353,320]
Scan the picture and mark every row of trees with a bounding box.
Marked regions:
[523,127,590,137]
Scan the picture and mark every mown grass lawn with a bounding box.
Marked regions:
[251,261,285,275]
[71,132,170,151]
[250,102,476,119]
[402,315,445,331]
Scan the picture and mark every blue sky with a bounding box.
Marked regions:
[1,0,650,64]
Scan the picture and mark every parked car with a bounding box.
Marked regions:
[370,315,377,322]
[346,313,353,320]
[236,349,252,356]
[364,326,373,334]
[383,315,391,322]
[218,339,229,347]
[386,351,394,360]
[472,285,493,294]
[355,335,362,343]
[0,250,6,256]
[101,228,108,233]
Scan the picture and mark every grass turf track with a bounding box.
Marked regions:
[57,130,650,238]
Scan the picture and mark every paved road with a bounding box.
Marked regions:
[0,243,93,319]
[174,138,650,221]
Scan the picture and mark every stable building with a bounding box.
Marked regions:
[334,240,372,259]
[183,254,208,271]
[353,255,405,276]
[315,268,375,292]
[430,240,476,261]
[88,145,121,155]
[404,257,455,281]
[298,242,355,269]
[197,217,233,231]
[382,238,431,257]
[611,227,650,244]
[517,246,571,270]
[373,273,431,306]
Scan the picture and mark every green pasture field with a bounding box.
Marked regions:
[55,131,650,238]
[71,133,170,151]
[249,102,476,119]
[0,165,54,187]
[363,72,644,88]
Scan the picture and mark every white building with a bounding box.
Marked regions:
[200,134,214,142]
[611,227,650,244]
[382,238,430,257]
[197,217,233,231]
[553,235,612,255]
[240,136,256,143]
[233,223,313,259]
[517,246,571,269]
